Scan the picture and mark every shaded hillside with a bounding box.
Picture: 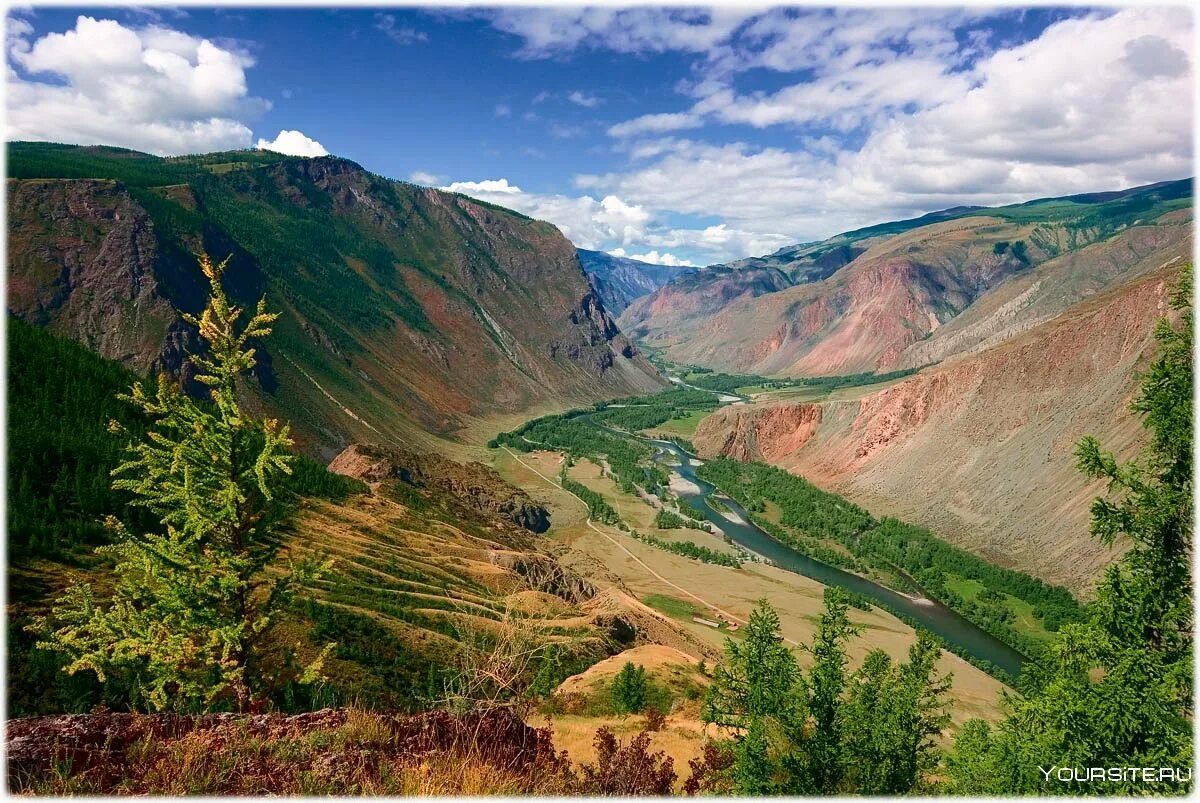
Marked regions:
[6,143,663,457]
[576,249,692,315]
[622,179,1192,377]
[693,264,1185,594]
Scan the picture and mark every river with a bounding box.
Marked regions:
[583,392,1029,680]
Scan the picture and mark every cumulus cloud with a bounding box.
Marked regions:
[437,178,657,251]
[609,248,695,267]
[408,170,441,185]
[7,15,268,155]
[584,8,1194,248]
[441,178,523,195]
[256,129,327,157]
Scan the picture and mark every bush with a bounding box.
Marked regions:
[575,729,676,795]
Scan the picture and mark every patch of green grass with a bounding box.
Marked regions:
[641,594,700,620]
[643,409,710,439]
[944,575,1056,644]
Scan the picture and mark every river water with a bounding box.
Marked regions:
[644,435,1029,679]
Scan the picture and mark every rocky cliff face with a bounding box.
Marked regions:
[576,248,691,315]
[329,443,551,533]
[693,265,1185,594]
[6,144,663,456]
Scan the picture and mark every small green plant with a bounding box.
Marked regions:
[610,661,648,714]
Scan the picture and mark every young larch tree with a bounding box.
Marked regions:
[33,253,330,713]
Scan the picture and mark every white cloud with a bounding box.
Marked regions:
[408,170,441,185]
[482,7,754,59]
[438,179,657,251]
[374,13,428,45]
[256,129,327,157]
[566,90,602,107]
[494,103,511,117]
[578,7,1194,249]
[441,178,523,195]
[610,248,695,267]
[608,112,702,138]
[435,173,783,264]
[7,15,265,155]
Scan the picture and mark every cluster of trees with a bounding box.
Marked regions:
[697,458,873,544]
[592,404,678,431]
[750,514,867,574]
[653,509,690,529]
[591,387,719,433]
[7,318,364,564]
[697,455,1085,657]
[630,530,743,568]
[494,414,662,494]
[699,591,950,794]
[7,318,158,559]
[560,475,620,526]
[684,367,922,395]
[600,387,721,411]
[860,518,1084,645]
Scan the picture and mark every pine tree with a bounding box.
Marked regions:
[703,599,798,793]
[611,661,648,714]
[788,587,859,793]
[31,254,331,713]
[703,599,797,729]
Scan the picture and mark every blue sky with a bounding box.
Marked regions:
[7,5,1194,265]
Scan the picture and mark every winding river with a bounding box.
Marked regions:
[583,391,1029,680]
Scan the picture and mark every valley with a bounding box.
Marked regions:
[6,141,1191,796]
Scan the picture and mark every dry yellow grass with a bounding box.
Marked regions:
[557,644,707,697]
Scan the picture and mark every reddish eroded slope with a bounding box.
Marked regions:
[694,265,1183,594]
[627,215,1051,376]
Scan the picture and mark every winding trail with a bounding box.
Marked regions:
[502,446,799,646]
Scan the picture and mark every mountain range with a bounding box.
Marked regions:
[624,179,1191,592]
[620,178,1191,378]
[575,248,693,315]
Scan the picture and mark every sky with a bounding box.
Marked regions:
[5,5,1195,267]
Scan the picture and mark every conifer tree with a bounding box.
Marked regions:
[611,661,648,714]
[32,254,330,713]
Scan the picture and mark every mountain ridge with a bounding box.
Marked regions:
[621,178,1192,377]
[6,142,665,458]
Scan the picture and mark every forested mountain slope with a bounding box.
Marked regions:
[6,319,660,716]
[7,143,663,458]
